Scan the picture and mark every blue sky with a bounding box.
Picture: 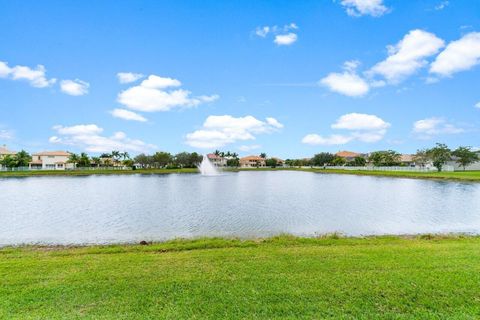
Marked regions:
[0,0,479,158]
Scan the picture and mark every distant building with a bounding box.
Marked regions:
[271,157,285,167]
[29,151,72,170]
[335,151,363,161]
[207,153,227,167]
[0,145,17,169]
[0,145,16,159]
[239,155,266,168]
[399,154,416,167]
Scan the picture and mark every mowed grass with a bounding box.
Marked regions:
[2,167,480,182]
[1,236,480,319]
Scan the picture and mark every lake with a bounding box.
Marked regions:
[1,171,479,245]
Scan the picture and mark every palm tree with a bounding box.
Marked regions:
[68,153,80,169]
[214,150,221,156]
[91,157,101,167]
[260,153,267,159]
[232,152,238,159]
[78,152,90,167]
[121,152,130,160]
[111,150,121,166]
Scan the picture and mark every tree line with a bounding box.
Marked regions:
[285,143,479,172]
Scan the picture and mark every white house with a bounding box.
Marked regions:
[29,151,73,170]
[207,153,227,167]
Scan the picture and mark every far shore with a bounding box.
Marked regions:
[2,166,480,182]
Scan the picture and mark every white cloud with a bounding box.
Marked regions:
[430,32,480,77]
[238,144,261,152]
[301,134,353,146]
[274,33,298,46]
[320,61,369,97]
[302,113,390,145]
[0,129,14,140]
[255,26,270,38]
[331,113,390,130]
[60,79,89,96]
[340,0,389,17]
[368,29,445,83]
[0,61,56,88]
[185,115,283,149]
[110,108,147,122]
[434,1,449,10]
[413,117,464,139]
[117,72,144,84]
[254,23,298,46]
[50,124,156,153]
[117,75,218,112]
[475,102,480,109]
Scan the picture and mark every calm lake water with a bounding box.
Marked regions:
[1,171,480,245]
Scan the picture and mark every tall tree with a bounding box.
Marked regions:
[368,150,400,166]
[413,149,429,167]
[426,143,451,172]
[78,152,91,167]
[68,153,80,168]
[452,146,479,171]
[260,153,267,159]
[152,152,172,168]
[311,153,335,166]
[15,150,31,167]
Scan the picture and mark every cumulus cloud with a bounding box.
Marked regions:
[254,23,298,46]
[320,61,369,97]
[0,61,56,88]
[185,115,283,149]
[331,112,390,130]
[413,118,464,139]
[340,0,389,17]
[274,33,298,46]
[430,32,480,77]
[302,134,353,146]
[50,124,156,153]
[60,79,89,96]
[117,72,144,84]
[302,113,390,145]
[368,29,445,83]
[110,108,147,122]
[117,75,218,112]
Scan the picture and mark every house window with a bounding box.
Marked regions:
[46,164,55,169]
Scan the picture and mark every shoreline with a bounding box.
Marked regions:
[1,166,480,182]
[1,233,477,250]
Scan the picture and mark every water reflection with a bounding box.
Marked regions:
[0,171,479,245]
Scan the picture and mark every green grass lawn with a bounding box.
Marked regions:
[2,236,480,319]
[2,166,480,182]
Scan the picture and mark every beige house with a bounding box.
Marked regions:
[29,151,72,170]
[0,145,17,168]
[0,145,16,159]
[239,155,266,168]
[207,153,227,167]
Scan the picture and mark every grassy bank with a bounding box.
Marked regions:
[2,166,480,182]
[270,167,480,182]
[0,168,198,177]
[1,236,480,319]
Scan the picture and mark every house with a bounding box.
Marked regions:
[29,151,72,170]
[0,145,16,159]
[239,155,266,168]
[271,157,285,167]
[335,151,363,161]
[207,153,227,167]
[399,154,416,167]
[0,145,17,168]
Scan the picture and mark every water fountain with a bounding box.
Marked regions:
[198,154,220,176]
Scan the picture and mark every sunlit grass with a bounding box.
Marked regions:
[2,235,480,319]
